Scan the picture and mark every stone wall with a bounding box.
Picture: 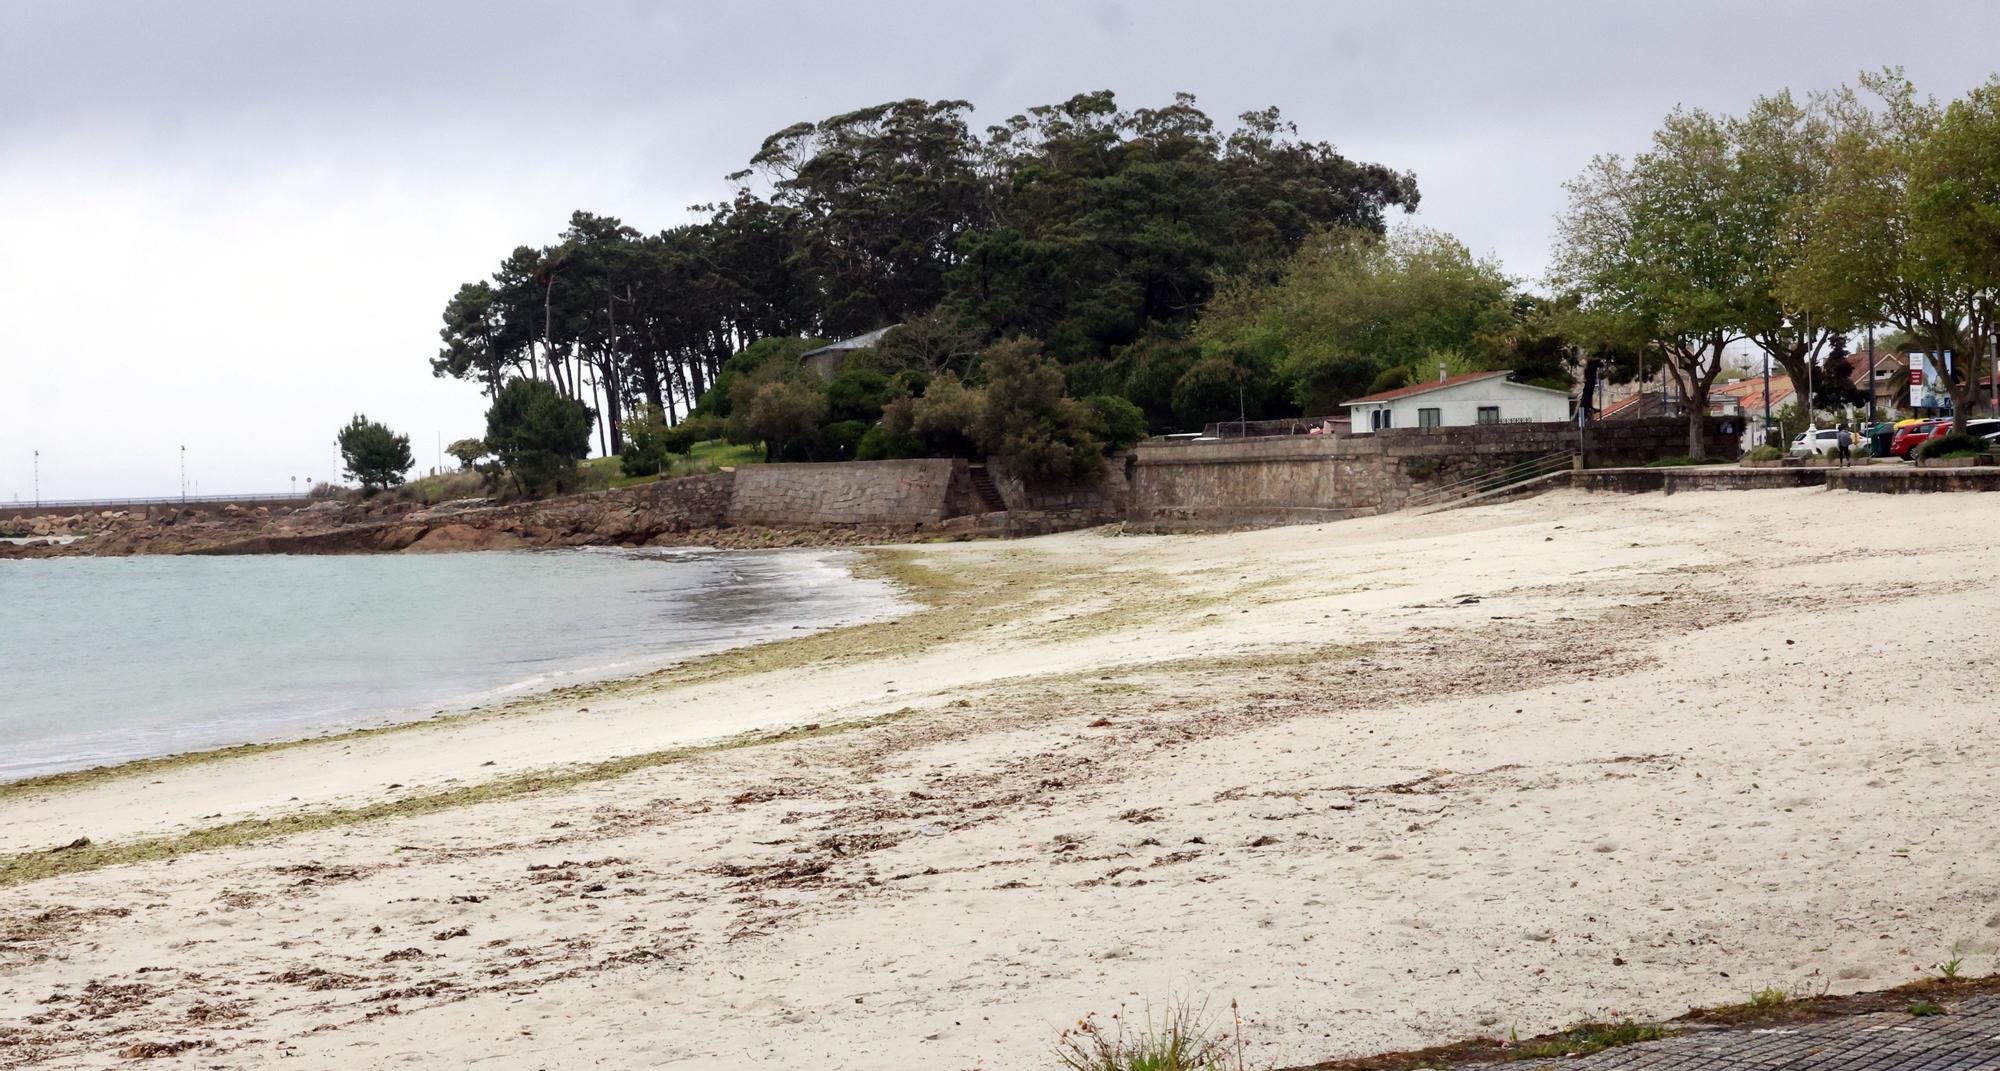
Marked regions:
[987,455,1134,515]
[1129,417,1740,531]
[724,458,959,527]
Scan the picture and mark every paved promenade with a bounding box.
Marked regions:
[1512,994,2000,1070]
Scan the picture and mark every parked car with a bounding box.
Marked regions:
[1891,420,1948,458]
[1963,418,2000,443]
[1789,427,1843,457]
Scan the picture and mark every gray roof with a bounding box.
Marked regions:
[801,325,896,358]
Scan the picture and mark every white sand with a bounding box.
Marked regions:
[4,487,1999,1069]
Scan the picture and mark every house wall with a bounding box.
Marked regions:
[1351,380,1572,433]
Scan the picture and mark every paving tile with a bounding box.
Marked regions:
[1504,995,2000,1070]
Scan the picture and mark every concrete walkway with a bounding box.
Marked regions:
[1511,994,2000,1070]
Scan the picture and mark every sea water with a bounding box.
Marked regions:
[0,548,905,781]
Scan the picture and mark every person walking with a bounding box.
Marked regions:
[1836,423,1855,467]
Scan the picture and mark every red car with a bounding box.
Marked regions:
[1890,420,1949,458]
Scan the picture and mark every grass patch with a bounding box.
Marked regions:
[1056,1000,1242,1071]
[1908,1000,1945,1016]
[1505,1021,1670,1060]
[0,710,916,888]
[1645,455,1703,468]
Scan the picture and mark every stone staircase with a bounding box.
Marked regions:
[967,465,1009,513]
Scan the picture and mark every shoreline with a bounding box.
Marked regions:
[1,545,913,789]
[5,488,2000,1069]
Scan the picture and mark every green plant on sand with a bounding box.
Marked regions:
[1743,445,1784,462]
[1055,999,1245,1071]
[1506,1021,1671,1061]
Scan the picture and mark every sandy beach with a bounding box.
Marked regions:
[5,486,1998,1069]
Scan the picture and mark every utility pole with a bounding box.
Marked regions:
[1866,326,1877,425]
[180,445,187,503]
[1763,351,1773,447]
[32,450,38,507]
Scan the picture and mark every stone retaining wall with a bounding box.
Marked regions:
[724,459,959,527]
[1128,417,1739,531]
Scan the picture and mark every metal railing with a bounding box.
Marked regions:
[2,491,315,512]
[1402,451,1577,512]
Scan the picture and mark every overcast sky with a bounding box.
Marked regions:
[5,1,1998,500]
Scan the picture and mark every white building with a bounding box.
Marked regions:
[1343,370,1572,433]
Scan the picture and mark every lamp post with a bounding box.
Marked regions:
[179,445,186,503]
[32,450,38,507]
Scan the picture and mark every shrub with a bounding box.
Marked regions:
[817,419,870,460]
[618,405,674,477]
[726,377,828,461]
[1081,395,1148,452]
[976,338,1103,486]
[1743,445,1784,462]
[826,370,891,423]
[1645,455,1701,467]
[336,414,414,492]
[908,373,984,457]
[1916,432,1988,460]
[855,421,924,460]
[485,378,594,495]
[659,413,721,456]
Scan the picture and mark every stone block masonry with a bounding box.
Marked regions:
[1128,417,1739,532]
[724,459,960,527]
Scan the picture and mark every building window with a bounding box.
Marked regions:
[1476,406,1501,425]
[1418,407,1441,429]
[1381,408,1392,429]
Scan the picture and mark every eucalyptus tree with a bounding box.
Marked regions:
[1782,70,2000,432]
[1551,107,1759,459]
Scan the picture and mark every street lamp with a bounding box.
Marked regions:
[32,450,38,507]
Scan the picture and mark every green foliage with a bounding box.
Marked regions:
[1172,355,1260,430]
[445,438,488,470]
[975,339,1103,486]
[817,419,870,460]
[336,414,414,492]
[726,376,828,462]
[700,336,826,420]
[660,413,722,456]
[906,372,985,457]
[855,422,924,461]
[1081,395,1148,452]
[1782,70,2000,429]
[1744,445,1785,461]
[1194,227,1517,415]
[484,378,594,495]
[1645,456,1702,467]
[617,405,676,477]
[433,93,1418,431]
[825,369,891,423]
[1114,333,1200,432]
[1551,105,1770,459]
[1916,432,1988,459]
[1909,1000,1946,1017]
[1053,1001,1234,1071]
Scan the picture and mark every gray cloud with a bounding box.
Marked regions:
[5,0,1999,498]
